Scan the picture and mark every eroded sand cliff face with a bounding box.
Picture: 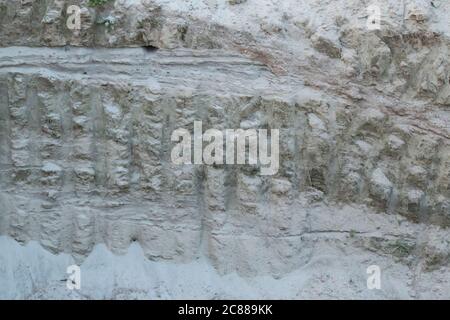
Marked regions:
[0,0,450,299]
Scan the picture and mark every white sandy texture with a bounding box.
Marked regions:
[1,0,450,300]
[1,233,449,300]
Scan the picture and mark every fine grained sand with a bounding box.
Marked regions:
[1,0,450,299]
